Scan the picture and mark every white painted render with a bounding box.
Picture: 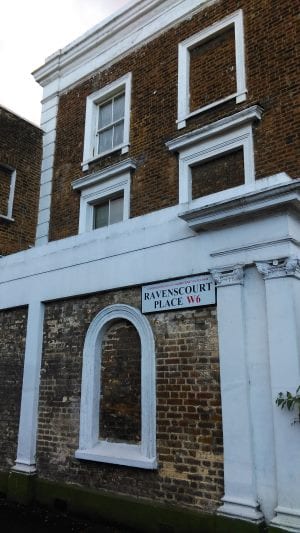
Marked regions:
[13,301,45,474]
[0,174,297,306]
[212,272,264,522]
[35,94,59,245]
[5,174,300,529]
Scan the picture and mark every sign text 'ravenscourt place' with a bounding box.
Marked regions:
[142,274,215,313]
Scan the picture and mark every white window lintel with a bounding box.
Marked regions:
[167,106,263,204]
[72,159,135,234]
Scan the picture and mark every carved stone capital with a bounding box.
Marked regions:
[256,256,300,280]
[210,264,244,287]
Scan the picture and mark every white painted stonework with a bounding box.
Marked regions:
[13,301,45,474]
[4,173,300,529]
[35,94,59,246]
[167,106,262,204]
[210,265,264,524]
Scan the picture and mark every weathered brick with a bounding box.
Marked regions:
[0,307,27,470]
[37,288,222,513]
[0,107,42,255]
[49,0,299,242]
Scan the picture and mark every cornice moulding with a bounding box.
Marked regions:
[32,0,216,89]
[72,159,136,191]
[166,105,263,152]
[179,178,300,232]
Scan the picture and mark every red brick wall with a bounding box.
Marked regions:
[49,0,299,241]
[190,28,236,112]
[0,307,27,471]
[101,320,141,443]
[37,289,223,512]
[0,107,42,255]
[192,149,244,199]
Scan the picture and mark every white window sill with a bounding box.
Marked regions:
[81,144,129,171]
[75,441,157,469]
[0,214,14,222]
[178,174,296,232]
[177,91,247,129]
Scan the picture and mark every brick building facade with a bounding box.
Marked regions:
[0,1,299,532]
[0,106,42,255]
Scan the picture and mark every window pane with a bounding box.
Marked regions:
[98,100,112,128]
[94,202,109,229]
[113,121,124,147]
[109,196,124,224]
[113,93,125,121]
[98,128,113,153]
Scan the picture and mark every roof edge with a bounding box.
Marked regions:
[32,0,217,89]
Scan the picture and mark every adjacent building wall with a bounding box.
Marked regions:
[0,106,42,255]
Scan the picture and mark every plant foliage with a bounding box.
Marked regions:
[276,386,300,424]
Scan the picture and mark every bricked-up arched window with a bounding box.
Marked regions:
[75,304,156,469]
[100,319,141,443]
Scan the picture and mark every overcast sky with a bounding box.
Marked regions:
[0,0,129,126]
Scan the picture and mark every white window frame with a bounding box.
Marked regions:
[72,159,135,234]
[177,10,247,129]
[0,163,16,221]
[75,304,157,469]
[93,194,124,230]
[167,106,263,204]
[82,73,132,171]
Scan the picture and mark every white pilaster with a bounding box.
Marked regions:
[210,265,263,523]
[256,257,300,532]
[13,301,45,474]
[242,267,277,522]
[35,94,59,246]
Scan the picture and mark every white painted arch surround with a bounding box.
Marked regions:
[75,304,157,469]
